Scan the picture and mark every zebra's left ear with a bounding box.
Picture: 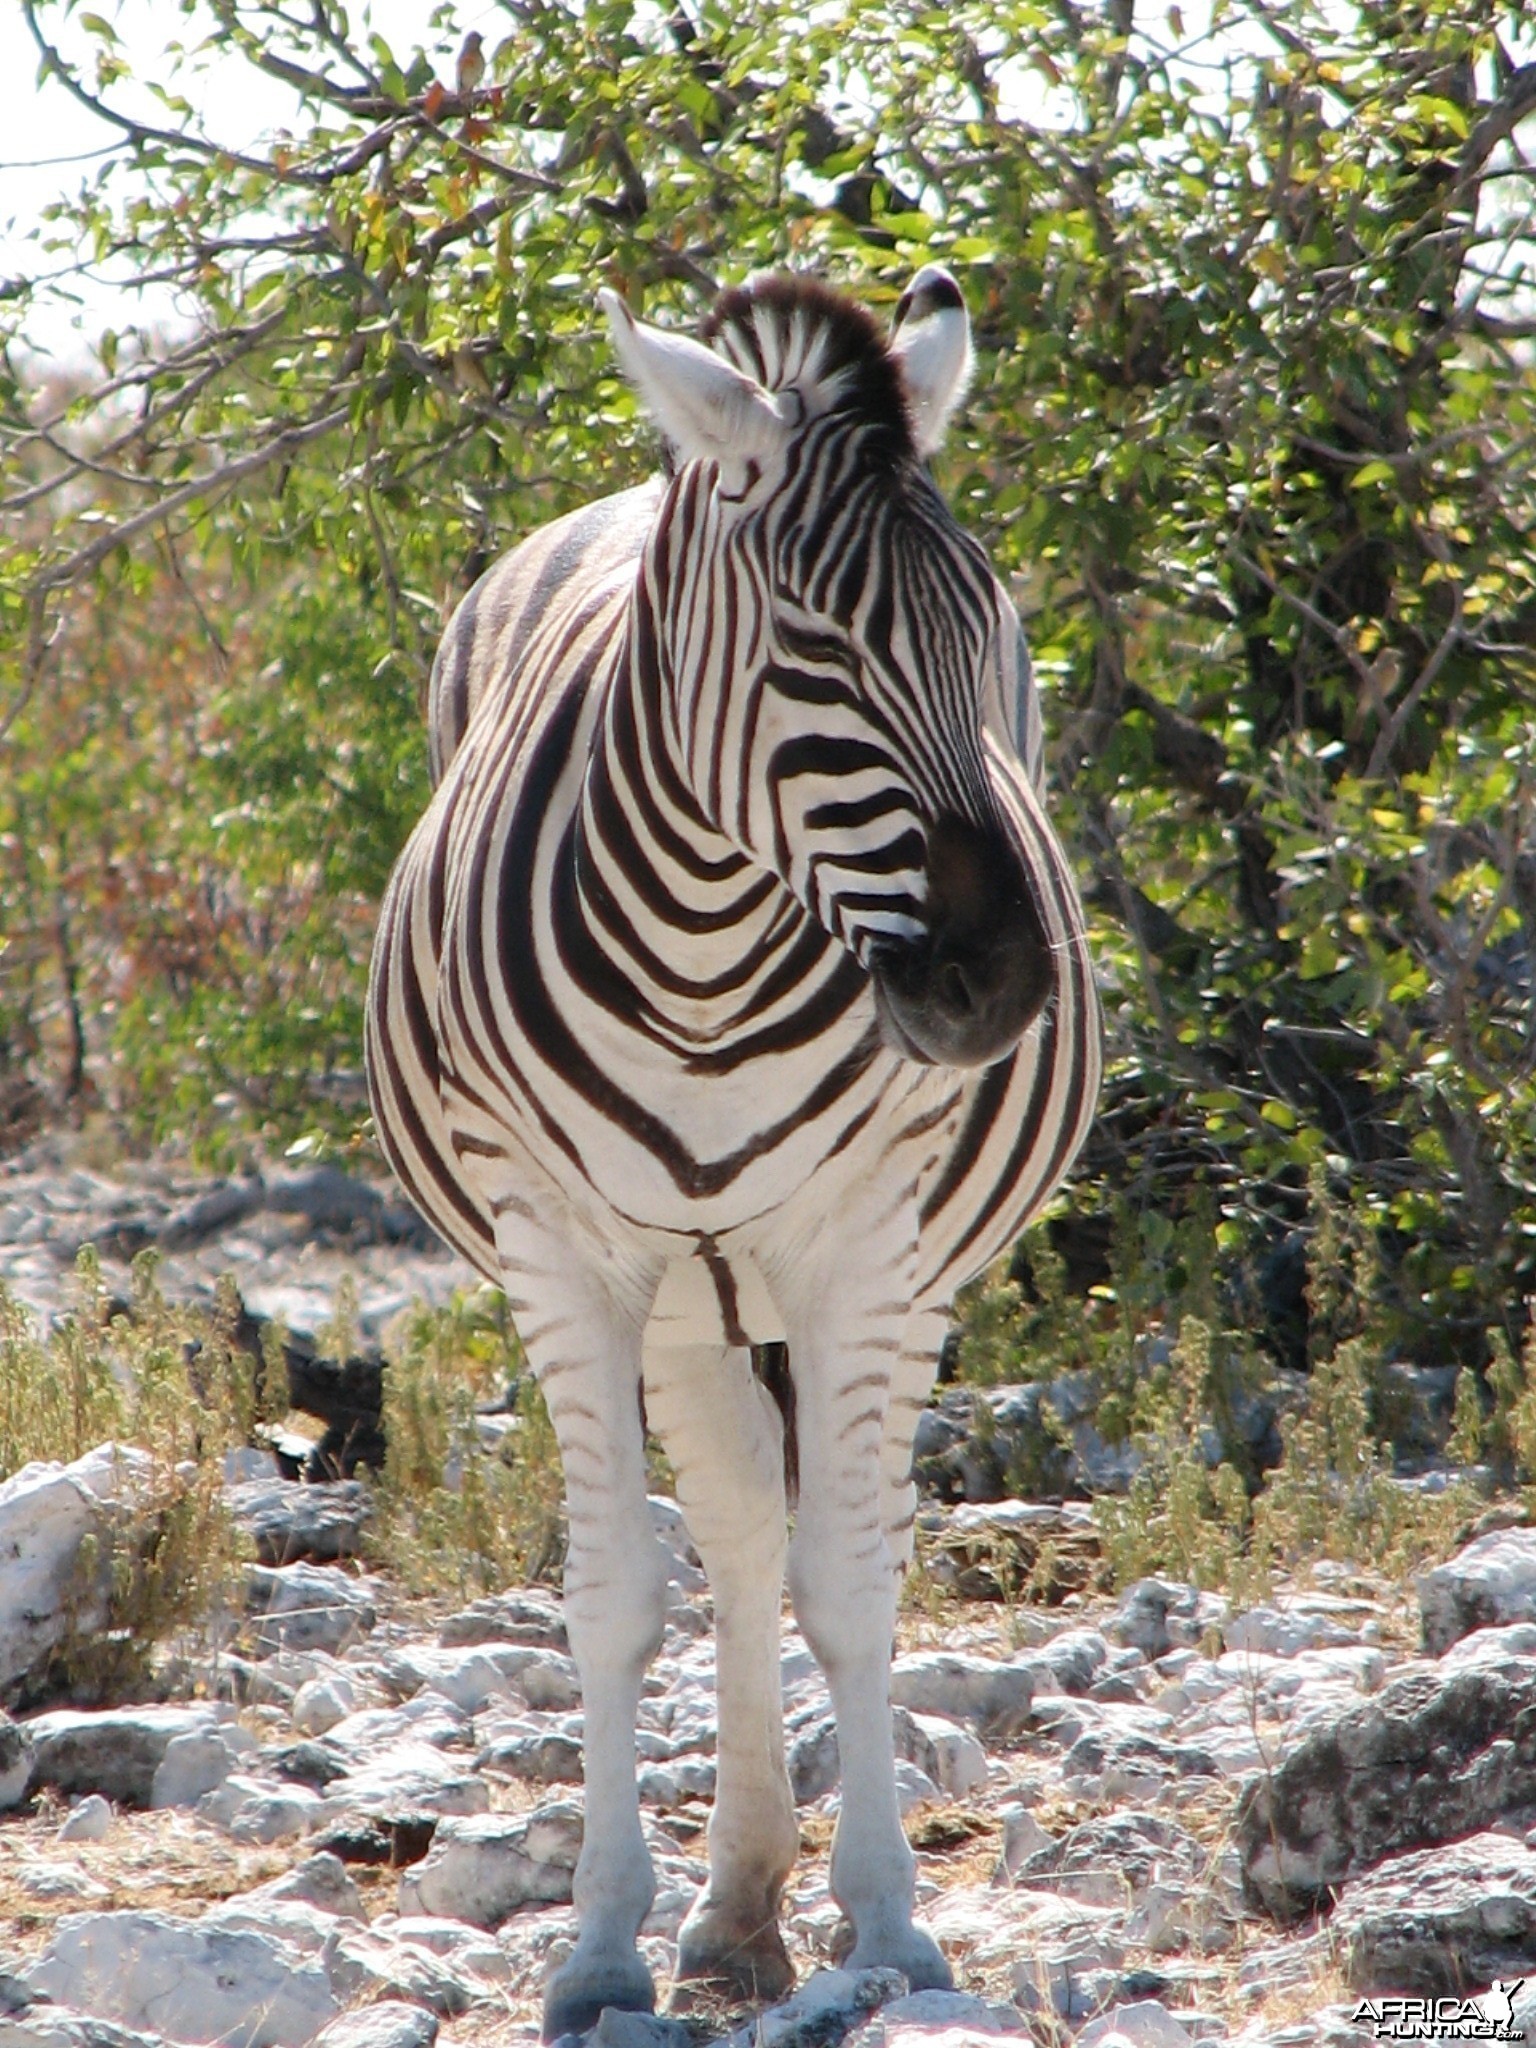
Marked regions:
[599,289,797,466]
[890,266,973,458]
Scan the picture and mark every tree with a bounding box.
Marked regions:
[3,0,1534,1350]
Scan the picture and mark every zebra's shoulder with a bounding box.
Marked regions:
[428,480,663,784]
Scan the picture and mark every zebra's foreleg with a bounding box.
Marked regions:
[642,1340,797,1999]
[783,1296,952,1991]
[880,1307,949,1576]
[493,1234,670,2040]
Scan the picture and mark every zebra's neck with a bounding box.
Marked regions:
[563,542,869,1066]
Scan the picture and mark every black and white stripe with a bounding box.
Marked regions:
[366,268,1100,2037]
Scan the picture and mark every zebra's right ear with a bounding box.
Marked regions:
[599,289,796,466]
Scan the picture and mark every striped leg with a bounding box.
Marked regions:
[881,1307,949,1575]
[642,1342,798,1997]
[783,1274,951,1988]
[491,1226,671,2040]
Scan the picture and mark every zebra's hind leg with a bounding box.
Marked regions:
[642,1340,798,2000]
[491,1233,670,2041]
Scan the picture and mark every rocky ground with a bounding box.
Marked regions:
[3,1142,1536,2048]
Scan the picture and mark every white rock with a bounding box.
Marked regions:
[149,1725,256,1809]
[0,1714,32,1808]
[385,1915,514,1982]
[996,1804,1053,1880]
[889,1652,1034,1737]
[291,1671,367,1736]
[25,1706,229,1807]
[0,1447,154,1690]
[893,1758,941,1812]
[312,2004,438,2048]
[384,1639,582,1714]
[324,1923,478,2015]
[22,1909,340,2047]
[203,1897,339,1958]
[15,1860,111,1904]
[244,1562,379,1655]
[320,1695,471,1759]
[909,1714,989,1799]
[724,1968,908,2048]
[1437,1620,1536,1677]
[197,1774,322,1843]
[0,2011,166,2048]
[397,1803,584,1925]
[57,1793,113,1842]
[244,1852,366,1920]
[852,1987,1028,2044]
[1224,1604,1357,1656]
[319,1741,490,1821]
[65,1442,159,1506]
[1108,1579,1228,1660]
[1420,1528,1536,1654]
[1076,2016,1186,2048]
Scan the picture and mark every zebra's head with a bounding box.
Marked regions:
[598,269,1053,1069]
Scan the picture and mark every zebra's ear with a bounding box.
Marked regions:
[890,265,973,457]
[599,289,796,466]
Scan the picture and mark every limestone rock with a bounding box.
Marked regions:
[317,1740,490,1822]
[478,1719,584,1784]
[0,2011,167,2048]
[149,1725,257,1809]
[1107,1580,1228,1662]
[243,1562,378,1655]
[849,1987,1030,2043]
[21,1910,340,2048]
[222,1480,370,1567]
[242,1851,367,1920]
[196,1774,323,1843]
[1224,1604,1359,1657]
[437,1587,567,1651]
[396,1802,583,1925]
[889,1652,1034,1738]
[588,2012,693,2048]
[290,1671,367,1737]
[24,1707,230,1808]
[1419,1528,1536,1653]
[311,2005,439,2048]
[1010,1810,1205,1907]
[1332,1831,1536,1995]
[56,1794,112,1843]
[720,1969,909,2048]
[0,1712,32,1808]
[324,1921,479,2015]
[1077,2005,1196,2048]
[0,1447,155,1695]
[1237,1658,1536,1915]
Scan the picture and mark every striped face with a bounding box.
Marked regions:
[603,269,1054,1069]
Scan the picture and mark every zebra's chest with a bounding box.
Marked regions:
[433,672,960,1235]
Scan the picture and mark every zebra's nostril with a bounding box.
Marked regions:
[938,959,973,1015]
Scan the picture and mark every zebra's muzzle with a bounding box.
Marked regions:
[868,814,1054,1069]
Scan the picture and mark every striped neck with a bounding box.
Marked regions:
[563,526,870,1066]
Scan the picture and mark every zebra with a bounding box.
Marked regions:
[366,266,1101,2038]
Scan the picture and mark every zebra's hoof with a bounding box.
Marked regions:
[675,1899,795,1999]
[541,1950,656,2042]
[843,1922,952,1991]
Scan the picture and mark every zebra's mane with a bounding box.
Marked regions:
[699,275,913,461]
